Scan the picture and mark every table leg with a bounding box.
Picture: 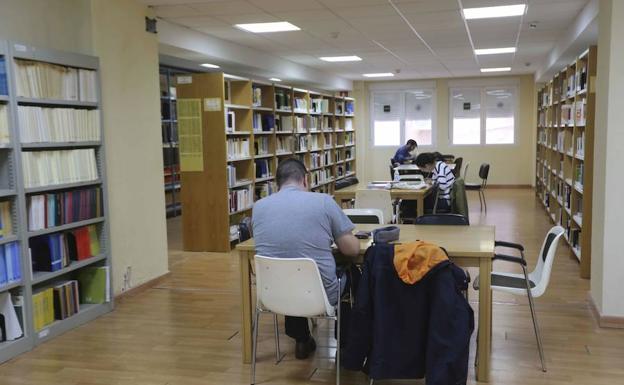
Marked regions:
[240,250,253,364]
[417,196,424,217]
[477,258,492,382]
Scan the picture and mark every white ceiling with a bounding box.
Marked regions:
[142,0,590,80]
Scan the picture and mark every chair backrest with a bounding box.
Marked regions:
[530,226,565,297]
[398,174,424,182]
[478,163,490,182]
[343,208,384,224]
[415,214,468,225]
[453,157,463,177]
[451,178,469,223]
[254,255,333,317]
[355,189,393,224]
[462,161,470,182]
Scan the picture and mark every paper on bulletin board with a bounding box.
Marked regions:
[177,99,204,172]
[204,97,221,111]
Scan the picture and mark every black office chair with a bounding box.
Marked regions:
[465,163,490,212]
[389,158,396,180]
[415,214,468,225]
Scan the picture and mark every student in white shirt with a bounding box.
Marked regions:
[416,152,455,211]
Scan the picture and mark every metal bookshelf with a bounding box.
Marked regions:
[0,41,113,364]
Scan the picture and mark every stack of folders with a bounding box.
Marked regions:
[78,69,98,102]
[27,187,103,231]
[0,200,13,238]
[226,165,236,187]
[18,106,100,143]
[51,280,80,321]
[22,149,98,188]
[15,59,79,101]
[76,266,110,304]
[0,292,23,340]
[0,105,9,144]
[0,242,21,287]
[29,225,100,272]
[32,287,54,331]
[0,57,7,95]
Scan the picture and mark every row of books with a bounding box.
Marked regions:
[275,89,291,110]
[226,165,237,188]
[294,97,307,111]
[0,292,23,341]
[255,159,272,179]
[311,169,333,186]
[575,163,584,190]
[22,149,99,188]
[310,152,330,169]
[576,131,585,157]
[0,201,13,238]
[296,135,308,152]
[15,60,97,102]
[0,57,7,95]
[0,242,21,287]
[30,225,100,273]
[229,186,252,213]
[345,101,355,115]
[254,137,269,156]
[324,133,333,147]
[311,98,329,114]
[18,106,100,143]
[277,136,293,153]
[294,116,307,132]
[345,132,355,145]
[255,182,275,200]
[252,113,274,132]
[345,119,353,130]
[277,115,293,131]
[309,135,321,150]
[33,267,109,332]
[0,104,9,144]
[226,138,250,160]
[27,187,103,231]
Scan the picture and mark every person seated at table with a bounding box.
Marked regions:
[416,152,456,211]
[252,158,360,359]
[391,139,418,165]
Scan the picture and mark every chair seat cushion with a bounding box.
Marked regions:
[464,183,481,190]
[473,273,536,290]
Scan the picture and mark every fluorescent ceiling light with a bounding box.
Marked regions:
[234,21,300,33]
[463,4,526,20]
[480,67,512,73]
[269,78,281,82]
[319,56,362,62]
[475,47,517,55]
[200,63,220,68]
[363,73,395,78]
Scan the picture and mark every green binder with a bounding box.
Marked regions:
[76,266,110,304]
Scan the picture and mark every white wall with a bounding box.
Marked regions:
[0,0,169,295]
[591,0,624,319]
[353,75,536,185]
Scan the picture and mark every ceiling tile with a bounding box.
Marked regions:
[153,5,200,18]
[189,1,265,15]
[248,0,325,12]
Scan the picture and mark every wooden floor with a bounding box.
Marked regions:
[1,189,623,384]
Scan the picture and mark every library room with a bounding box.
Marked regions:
[0,0,623,384]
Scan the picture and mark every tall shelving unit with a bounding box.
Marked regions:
[177,72,357,252]
[0,41,113,364]
[535,46,596,278]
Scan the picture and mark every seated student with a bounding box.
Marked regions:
[415,152,456,211]
[391,139,418,165]
[252,158,360,359]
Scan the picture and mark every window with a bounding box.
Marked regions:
[371,89,434,146]
[450,86,516,145]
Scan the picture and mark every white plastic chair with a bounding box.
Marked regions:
[252,255,342,385]
[462,161,470,181]
[343,208,384,224]
[473,226,565,372]
[355,189,393,224]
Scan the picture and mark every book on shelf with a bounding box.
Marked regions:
[575,99,586,126]
[345,101,354,115]
[294,116,306,133]
[567,73,575,97]
[345,119,353,131]
[276,136,293,153]
[0,104,9,144]
[324,133,332,147]
[22,149,98,188]
[254,136,269,156]
[0,242,21,287]
[296,135,308,152]
[322,116,332,131]
[226,165,236,187]
[0,201,13,238]
[311,168,332,186]
[275,89,291,110]
[18,106,100,143]
[575,163,584,188]
[276,115,293,132]
[0,57,7,96]
[29,224,100,273]
[78,69,97,102]
[309,116,320,131]
[337,165,344,177]
[229,186,252,213]
[323,150,332,165]
[576,65,587,92]
[253,113,274,132]
[32,287,54,331]
[345,132,355,145]
[336,102,344,115]
[255,182,275,200]
[294,97,307,111]
[226,110,235,133]
[14,59,83,101]
[311,98,325,113]
[27,187,103,231]
[346,162,353,172]
[309,135,320,150]
[76,266,110,304]
[576,130,585,158]
[252,86,262,107]
[0,292,23,341]
[52,280,80,320]
[226,138,250,160]
[255,159,271,179]
[345,148,353,159]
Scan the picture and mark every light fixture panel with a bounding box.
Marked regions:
[463,4,526,20]
[363,73,395,78]
[319,56,362,62]
[234,21,300,33]
[475,47,517,55]
[480,67,512,73]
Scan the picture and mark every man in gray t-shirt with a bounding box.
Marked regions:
[252,158,359,359]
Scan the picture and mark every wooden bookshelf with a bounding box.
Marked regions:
[177,73,357,252]
[0,41,113,364]
[535,46,596,278]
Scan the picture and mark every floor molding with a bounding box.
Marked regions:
[115,272,171,301]
[484,184,532,189]
[589,294,624,328]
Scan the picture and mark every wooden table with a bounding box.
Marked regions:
[237,224,495,382]
[333,182,433,218]
[394,163,455,171]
